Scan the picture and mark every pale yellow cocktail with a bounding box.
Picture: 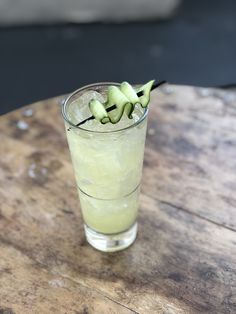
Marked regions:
[62,83,148,251]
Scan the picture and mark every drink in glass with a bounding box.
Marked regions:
[62,82,148,252]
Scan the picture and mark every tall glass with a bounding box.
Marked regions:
[62,83,148,252]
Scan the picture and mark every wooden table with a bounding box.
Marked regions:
[0,85,236,314]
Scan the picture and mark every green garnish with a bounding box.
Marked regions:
[89,80,155,124]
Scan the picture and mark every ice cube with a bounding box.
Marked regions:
[68,91,105,125]
[67,89,145,132]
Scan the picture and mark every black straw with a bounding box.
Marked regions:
[75,80,166,127]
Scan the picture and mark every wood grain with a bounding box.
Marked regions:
[0,243,133,314]
[0,85,236,313]
[144,85,236,231]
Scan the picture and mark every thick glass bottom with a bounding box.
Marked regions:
[84,222,137,252]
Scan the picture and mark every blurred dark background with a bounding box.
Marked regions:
[0,0,236,114]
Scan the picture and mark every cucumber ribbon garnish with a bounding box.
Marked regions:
[89,80,155,124]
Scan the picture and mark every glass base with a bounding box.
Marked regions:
[84,223,137,252]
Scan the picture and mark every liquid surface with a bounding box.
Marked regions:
[67,89,145,132]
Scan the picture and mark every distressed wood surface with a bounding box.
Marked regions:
[0,85,236,314]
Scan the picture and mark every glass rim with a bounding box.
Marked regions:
[61,82,148,134]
